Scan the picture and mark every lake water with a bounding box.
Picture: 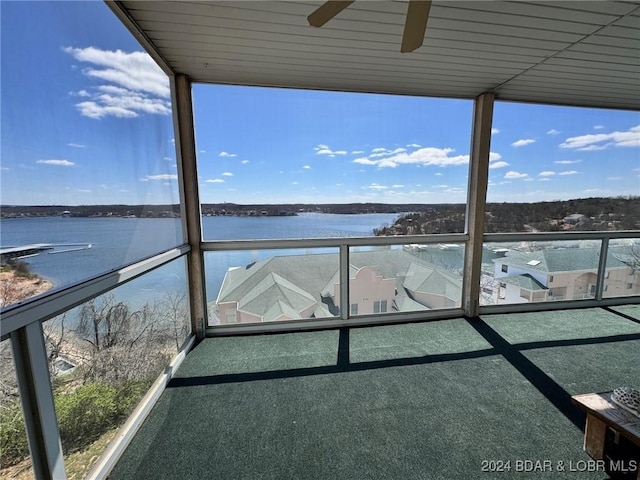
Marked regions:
[1,213,400,308]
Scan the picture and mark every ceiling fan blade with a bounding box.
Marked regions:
[308,1,355,27]
[401,0,432,53]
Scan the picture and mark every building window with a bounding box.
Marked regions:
[627,283,633,289]
[604,285,608,292]
[549,275,554,283]
[501,265,508,273]
[605,271,610,279]
[374,300,388,313]
[350,303,358,315]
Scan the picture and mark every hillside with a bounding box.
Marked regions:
[373,197,640,235]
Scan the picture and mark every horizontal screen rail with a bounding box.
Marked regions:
[484,230,640,243]
[1,245,190,340]
[202,233,469,251]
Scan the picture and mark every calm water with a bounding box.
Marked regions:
[1,213,400,307]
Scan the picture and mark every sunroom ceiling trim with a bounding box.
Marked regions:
[110,1,640,110]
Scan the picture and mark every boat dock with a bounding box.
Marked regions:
[0,243,54,263]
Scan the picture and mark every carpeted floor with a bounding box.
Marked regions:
[108,307,640,480]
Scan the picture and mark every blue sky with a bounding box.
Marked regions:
[2,1,639,206]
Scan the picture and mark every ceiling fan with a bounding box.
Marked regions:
[307,0,432,53]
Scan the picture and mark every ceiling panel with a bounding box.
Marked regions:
[113,0,640,110]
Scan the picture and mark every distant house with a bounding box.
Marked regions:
[563,213,588,225]
[494,245,640,303]
[215,250,462,324]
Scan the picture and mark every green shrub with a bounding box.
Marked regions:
[56,383,120,451]
[0,379,153,465]
[0,401,30,467]
[9,259,35,279]
[115,378,153,414]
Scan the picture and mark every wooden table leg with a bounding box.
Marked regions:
[584,414,607,460]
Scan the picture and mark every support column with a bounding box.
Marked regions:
[463,93,495,317]
[171,74,207,338]
[11,322,66,480]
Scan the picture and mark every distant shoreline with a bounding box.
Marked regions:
[0,202,424,219]
[2,197,637,220]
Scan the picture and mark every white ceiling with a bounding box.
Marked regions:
[113,0,640,110]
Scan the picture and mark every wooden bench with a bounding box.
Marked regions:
[572,392,640,479]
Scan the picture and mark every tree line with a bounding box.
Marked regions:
[373,196,640,235]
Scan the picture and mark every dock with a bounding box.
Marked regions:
[0,243,54,263]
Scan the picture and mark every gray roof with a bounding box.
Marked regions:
[496,246,632,273]
[217,249,462,318]
[502,274,548,291]
[394,287,430,312]
[403,262,463,299]
[237,272,316,321]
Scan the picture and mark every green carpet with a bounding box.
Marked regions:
[609,304,640,321]
[481,308,640,345]
[108,308,640,480]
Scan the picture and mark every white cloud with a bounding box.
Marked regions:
[219,151,237,157]
[371,147,387,153]
[489,161,509,169]
[547,129,560,135]
[76,189,92,193]
[314,145,347,156]
[144,174,177,181]
[163,157,172,161]
[36,159,75,167]
[504,171,529,179]
[369,147,406,158]
[353,146,477,168]
[511,138,536,147]
[491,128,500,135]
[555,160,581,165]
[303,165,311,169]
[594,125,605,130]
[64,47,169,96]
[67,143,85,148]
[607,177,622,181]
[76,102,140,119]
[221,172,234,176]
[560,125,640,150]
[206,178,225,183]
[558,170,578,175]
[291,181,299,185]
[407,143,421,148]
[365,183,388,190]
[241,160,249,164]
[538,171,556,177]
[64,46,170,119]
[391,184,404,188]
[352,150,364,154]
[200,150,206,153]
